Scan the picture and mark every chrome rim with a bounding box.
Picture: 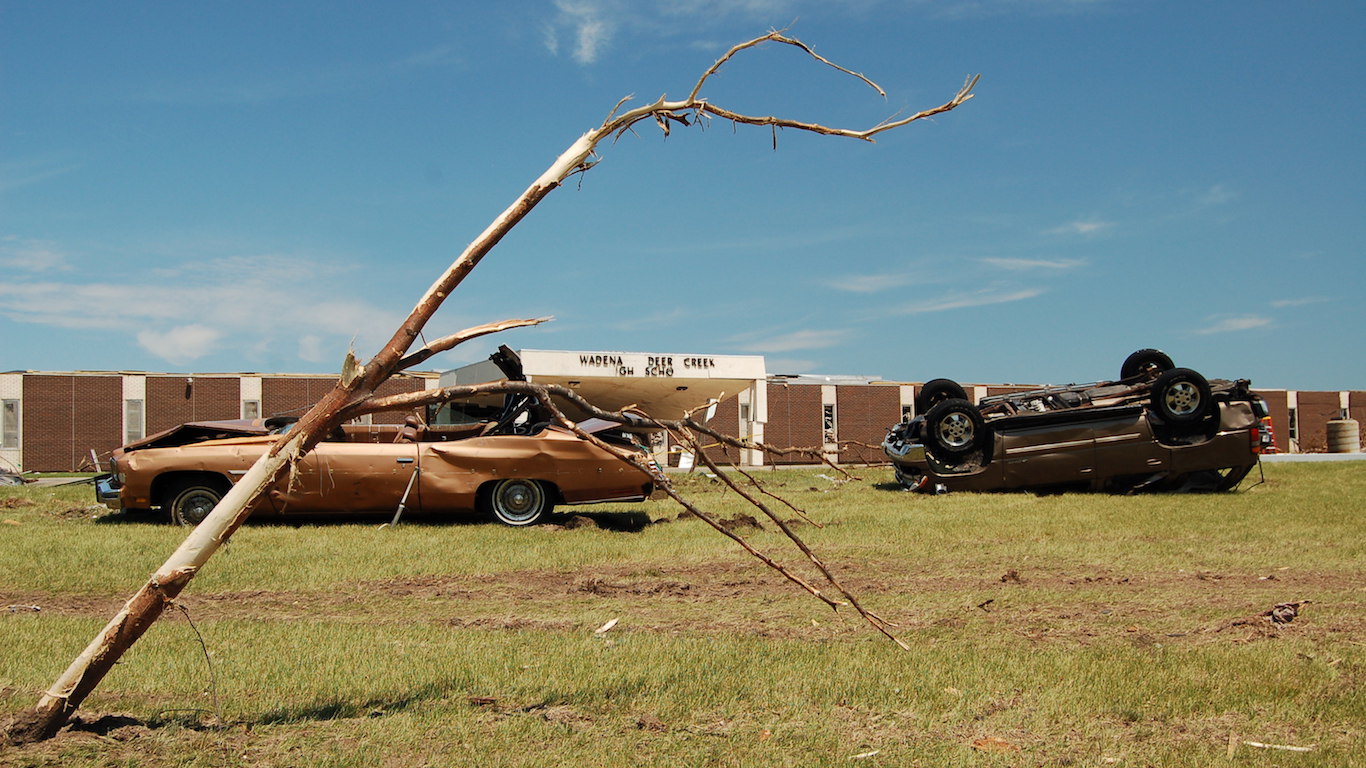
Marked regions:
[937,412,975,449]
[493,480,544,524]
[178,491,217,525]
[1164,381,1201,417]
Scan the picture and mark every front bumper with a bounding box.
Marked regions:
[94,474,122,511]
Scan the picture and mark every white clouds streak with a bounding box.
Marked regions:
[0,236,70,272]
[979,257,1085,270]
[890,286,1043,315]
[733,328,849,353]
[828,272,917,293]
[549,0,618,64]
[1270,296,1329,308]
[1196,315,1273,335]
[0,252,402,366]
[1046,219,1113,236]
[136,325,223,365]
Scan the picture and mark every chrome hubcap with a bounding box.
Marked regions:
[1165,382,1201,416]
[938,412,974,448]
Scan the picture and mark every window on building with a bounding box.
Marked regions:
[1287,407,1298,441]
[738,403,751,423]
[242,400,261,420]
[901,405,914,422]
[1,399,18,449]
[124,399,145,445]
[822,403,837,444]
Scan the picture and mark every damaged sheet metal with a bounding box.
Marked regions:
[100,411,653,527]
[884,349,1272,494]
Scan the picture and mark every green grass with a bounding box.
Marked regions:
[2,463,1364,766]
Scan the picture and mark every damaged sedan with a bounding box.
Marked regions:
[97,393,655,526]
[883,349,1273,494]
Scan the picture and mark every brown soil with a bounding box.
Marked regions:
[5,559,1359,646]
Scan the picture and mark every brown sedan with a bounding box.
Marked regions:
[97,416,654,526]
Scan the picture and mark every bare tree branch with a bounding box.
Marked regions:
[5,32,976,745]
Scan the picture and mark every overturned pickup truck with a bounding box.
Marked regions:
[97,393,654,527]
[883,349,1273,494]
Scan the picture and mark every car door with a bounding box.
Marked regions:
[269,437,422,515]
[1000,417,1098,488]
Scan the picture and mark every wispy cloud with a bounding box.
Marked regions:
[979,257,1085,270]
[1270,296,1329,308]
[1046,219,1113,236]
[136,325,223,365]
[549,0,619,64]
[828,272,917,293]
[0,236,70,272]
[889,286,1043,315]
[731,328,849,353]
[0,250,403,366]
[1196,183,1237,205]
[1196,314,1273,335]
[0,156,81,194]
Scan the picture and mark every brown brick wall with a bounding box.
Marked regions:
[1293,391,1343,453]
[765,383,823,465]
[699,395,740,465]
[262,376,427,425]
[22,375,123,471]
[836,385,900,464]
[983,385,1036,399]
[372,377,427,424]
[1349,392,1366,452]
[146,376,240,436]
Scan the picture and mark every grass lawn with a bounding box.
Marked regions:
[2,462,1363,766]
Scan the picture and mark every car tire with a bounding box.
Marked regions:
[168,482,225,526]
[480,479,553,526]
[915,378,969,414]
[1121,349,1175,380]
[1151,367,1212,424]
[923,398,988,461]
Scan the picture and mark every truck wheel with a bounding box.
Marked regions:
[1151,368,1211,425]
[915,378,969,414]
[1120,349,1174,380]
[924,398,988,461]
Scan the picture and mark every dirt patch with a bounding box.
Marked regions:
[5,559,1359,647]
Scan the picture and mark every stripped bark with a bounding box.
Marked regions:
[4,31,975,745]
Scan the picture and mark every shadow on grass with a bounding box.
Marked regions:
[93,507,657,532]
[255,680,467,725]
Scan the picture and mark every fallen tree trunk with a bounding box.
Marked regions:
[4,31,975,744]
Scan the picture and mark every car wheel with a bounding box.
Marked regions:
[168,483,224,526]
[1151,368,1212,424]
[481,479,553,526]
[1121,349,1175,380]
[915,378,969,414]
[924,398,988,461]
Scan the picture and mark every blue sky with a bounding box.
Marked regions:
[2,1,1362,391]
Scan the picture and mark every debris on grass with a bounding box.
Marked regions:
[1263,601,1311,624]
[971,736,1020,753]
